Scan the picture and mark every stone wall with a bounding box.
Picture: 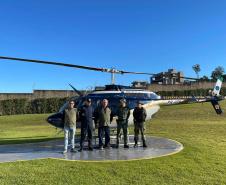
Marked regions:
[33,90,77,99]
[0,93,33,100]
[0,90,77,100]
[148,82,226,92]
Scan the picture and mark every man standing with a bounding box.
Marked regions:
[63,100,77,154]
[116,99,130,148]
[79,98,94,151]
[94,99,112,150]
[133,101,147,148]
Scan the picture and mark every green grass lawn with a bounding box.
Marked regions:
[0,101,226,185]
[0,114,62,144]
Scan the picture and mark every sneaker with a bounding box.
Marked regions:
[71,148,77,153]
[143,143,147,148]
[99,146,104,150]
[134,144,138,148]
[124,145,129,149]
[62,150,67,154]
[88,147,93,151]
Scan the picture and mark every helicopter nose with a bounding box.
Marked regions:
[46,114,55,124]
[47,112,64,129]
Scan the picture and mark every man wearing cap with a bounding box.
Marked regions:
[94,99,112,150]
[79,98,94,151]
[133,101,147,148]
[116,99,130,148]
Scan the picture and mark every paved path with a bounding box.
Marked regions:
[0,136,183,163]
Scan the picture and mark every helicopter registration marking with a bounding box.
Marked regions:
[167,100,184,105]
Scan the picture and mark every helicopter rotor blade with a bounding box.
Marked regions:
[120,71,155,75]
[0,56,156,75]
[0,56,106,72]
[0,56,198,80]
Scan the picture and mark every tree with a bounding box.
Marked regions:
[199,75,210,82]
[192,64,201,79]
[211,66,225,80]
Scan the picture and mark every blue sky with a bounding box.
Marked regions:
[0,0,226,92]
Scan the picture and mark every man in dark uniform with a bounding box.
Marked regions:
[79,98,94,151]
[116,99,130,148]
[94,99,112,150]
[133,101,147,148]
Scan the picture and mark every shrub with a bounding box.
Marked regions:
[0,97,69,115]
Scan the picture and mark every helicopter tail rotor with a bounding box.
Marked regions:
[210,77,224,114]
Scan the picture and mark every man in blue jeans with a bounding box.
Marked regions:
[62,100,77,154]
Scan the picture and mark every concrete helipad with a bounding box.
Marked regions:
[0,136,183,163]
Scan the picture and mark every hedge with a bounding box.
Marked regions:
[0,97,69,116]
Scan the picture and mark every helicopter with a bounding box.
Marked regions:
[0,56,224,129]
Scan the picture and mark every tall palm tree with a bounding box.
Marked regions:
[192,64,201,79]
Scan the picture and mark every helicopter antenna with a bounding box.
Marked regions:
[69,84,83,96]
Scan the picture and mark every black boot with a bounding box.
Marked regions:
[116,139,119,148]
[143,140,147,148]
[134,141,138,148]
[88,142,93,151]
[124,144,129,148]
[78,147,83,152]
[134,137,138,148]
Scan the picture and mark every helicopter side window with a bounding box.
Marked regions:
[126,99,137,109]
[89,93,123,98]
[124,92,160,100]
[82,96,120,116]
[125,93,150,99]
[89,98,102,110]
[107,97,121,116]
[150,93,160,100]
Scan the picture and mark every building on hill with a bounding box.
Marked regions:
[151,69,184,85]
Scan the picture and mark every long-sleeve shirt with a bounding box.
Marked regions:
[94,106,112,127]
[79,105,94,128]
[116,106,130,121]
[63,108,77,128]
[133,107,147,123]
